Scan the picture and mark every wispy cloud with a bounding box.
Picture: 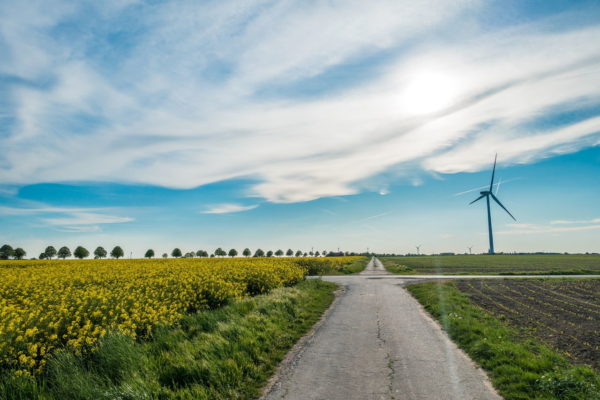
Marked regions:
[1,1,599,203]
[498,222,600,235]
[201,203,258,214]
[550,218,600,225]
[0,205,133,230]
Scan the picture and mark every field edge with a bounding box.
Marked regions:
[405,281,600,400]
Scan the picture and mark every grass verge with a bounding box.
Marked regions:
[0,279,337,400]
[406,281,600,400]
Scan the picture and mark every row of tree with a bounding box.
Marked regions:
[158,248,327,258]
[1,243,332,260]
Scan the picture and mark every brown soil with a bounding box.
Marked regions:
[454,279,600,370]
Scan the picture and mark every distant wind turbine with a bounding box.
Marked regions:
[416,245,421,255]
[468,246,473,255]
[469,155,516,255]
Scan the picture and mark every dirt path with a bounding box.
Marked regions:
[262,258,502,400]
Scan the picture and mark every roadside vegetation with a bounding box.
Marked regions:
[0,279,337,400]
[381,254,600,275]
[407,280,600,400]
[296,256,368,275]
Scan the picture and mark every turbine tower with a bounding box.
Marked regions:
[469,155,516,255]
[416,245,421,255]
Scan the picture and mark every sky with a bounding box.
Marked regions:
[1,0,599,257]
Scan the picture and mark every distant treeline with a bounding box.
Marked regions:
[0,244,368,260]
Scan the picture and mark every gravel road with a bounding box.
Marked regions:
[262,258,502,400]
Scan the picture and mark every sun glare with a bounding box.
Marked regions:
[401,70,458,115]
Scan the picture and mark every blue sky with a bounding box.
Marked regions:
[1,0,599,256]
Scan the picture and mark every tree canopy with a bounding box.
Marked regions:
[145,249,155,258]
[13,248,26,260]
[58,246,71,259]
[171,248,182,258]
[0,244,14,260]
[228,248,238,257]
[94,246,107,259]
[275,249,284,257]
[243,248,251,257]
[73,246,89,259]
[253,248,264,257]
[266,250,273,257]
[44,246,57,259]
[286,249,293,256]
[295,250,302,257]
[111,246,124,259]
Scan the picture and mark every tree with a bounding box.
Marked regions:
[162,253,168,258]
[295,250,302,257]
[44,246,57,260]
[145,249,155,259]
[309,251,314,256]
[196,250,208,257]
[243,248,251,257]
[215,247,226,257]
[275,249,284,257]
[0,244,14,260]
[73,246,89,259]
[286,249,293,257]
[266,250,274,257]
[58,246,71,259]
[315,251,320,257]
[39,252,47,260]
[171,248,182,258]
[303,252,308,257]
[94,246,107,259]
[228,248,238,257]
[111,246,124,259]
[254,248,265,257]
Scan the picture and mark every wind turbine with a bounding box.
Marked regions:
[468,246,473,255]
[469,155,516,255]
[416,245,421,255]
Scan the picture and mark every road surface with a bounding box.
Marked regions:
[262,258,503,400]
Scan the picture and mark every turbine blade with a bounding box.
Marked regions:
[496,177,502,195]
[469,194,486,205]
[489,153,497,192]
[490,193,516,221]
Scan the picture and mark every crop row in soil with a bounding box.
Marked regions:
[454,279,600,370]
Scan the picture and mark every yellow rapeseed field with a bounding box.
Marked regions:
[0,257,361,375]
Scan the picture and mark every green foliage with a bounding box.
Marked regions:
[171,248,182,258]
[407,282,600,400]
[228,248,238,257]
[145,249,155,258]
[93,247,107,259]
[275,249,284,257]
[253,249,265,257]
[214,247,226,257]
[295,250,302,257]
[0,244,15,260]
[73,246,89,259]
[286,249,293,256]
[243,248,251,257]
[0,280,337,400]
[266,250,273,257]
[13,248,26,260]
[44,246,57,260]
[110,246,124,259]
[57,247,71,259]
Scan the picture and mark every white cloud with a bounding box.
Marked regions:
[201,204,258,214]
[1,1,599,203]
[498,222,600,235]
[0,205,133,230]
[550,218,600,225]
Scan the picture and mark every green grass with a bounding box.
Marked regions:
[406,281,600,400]
[0,279,337,400]
[298,256,368,275]
[381,254,600,275]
